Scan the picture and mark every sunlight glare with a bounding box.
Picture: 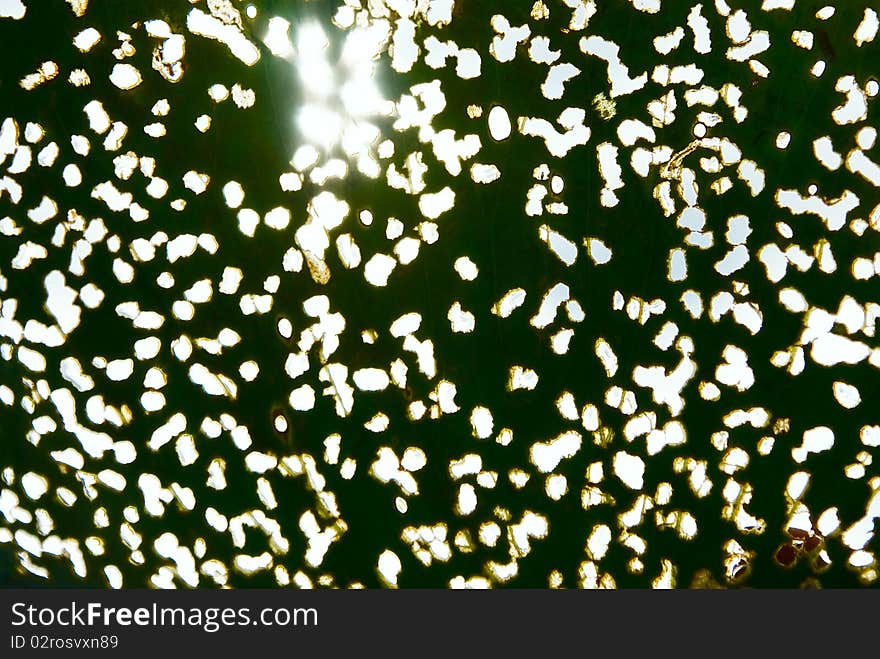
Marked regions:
[289,19,393,154]
[299,104,342,150]
[263,17,292,57]
[297,23,334,98]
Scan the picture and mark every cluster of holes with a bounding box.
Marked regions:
[0,0,879,588]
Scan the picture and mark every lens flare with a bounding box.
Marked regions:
[263,18,392,159]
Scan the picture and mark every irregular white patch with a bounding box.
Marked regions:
[424,35,457,69]
[726,9,751,44]
[597,142,623,205]
[792,426,834,463]
[336,234,362,269]
[455,48,481,79]
[429,129,481,176]
[73,27,101,52]
[44,270,81,334]
[847,150,880,186]
[289,384,316,411]
[633,344,696,415]
[727,30,769,61]
[531,283,569,329]
[654,27,684,54]
[387,16,421,73]
[264,206,290,230]
[539,225,577,266]
[187,8,260,65]
[0,0,26,19]
[725,215,751,245]
[613,451,645,489]
[715,345,754,391]
[390,312,421,338]
[51,388,113,458]
[83,101,111,134]
[377,550,401,587]
[561,0,597,30]
[580,35,647,97]
[27,196,57,224]
[353,368,390,392]
[813,136,842,170]
[688,5,712,53]
[109,64,142,90]
[861,426,880,448]
[732,303,763,335]
[617,119,655,146]
[492,288,526,318]
[470,163,500,184]
[231,84,255,109]
[856,127,877,151]
[530,431,582,473]
[529,35,560,64]
[854,9,878,47]
[222,181,245,209]
[811,332,870,366]
[541,63,580,100]
[715,244,749,276]
[647,90,677,127]
[470,406,494,439]
[18,346,46,373]
[92,181,132,212]
[509,365,539,391]
[518,107,590,157]
[668,248,687,281]
[418,187,455,219]
[448,302,475,333]
[457,483,478,515]
[832,381,861,409]
[585,237,612,265]
[490,15,531,63]
[263,16,292,57]
[364,253,397,287]
[832,76,868,125]
[182,171,209,195]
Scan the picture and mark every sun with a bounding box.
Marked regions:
[264,17,394,162]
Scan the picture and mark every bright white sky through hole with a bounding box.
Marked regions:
[265,18,393,153]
